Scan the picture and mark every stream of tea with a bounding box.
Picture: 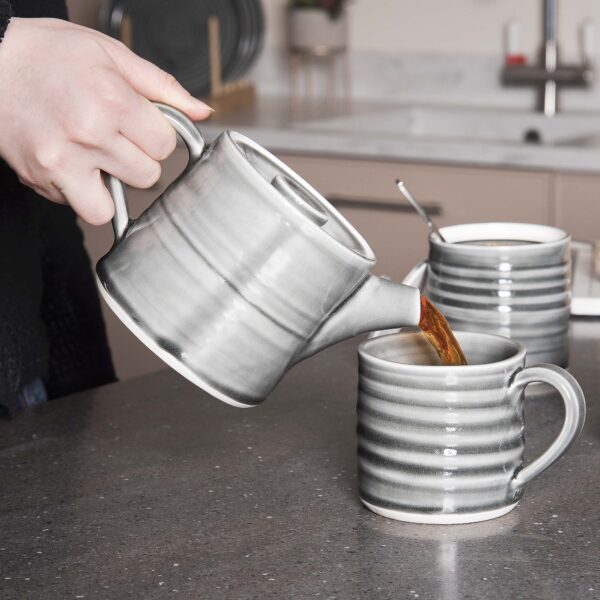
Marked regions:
[419,295,468,366]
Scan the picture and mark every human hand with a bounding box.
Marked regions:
[0,17,213,224]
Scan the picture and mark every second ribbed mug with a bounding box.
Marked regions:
[357,331,585,524]
[403,223,572,366]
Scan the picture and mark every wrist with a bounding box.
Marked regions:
[0,1,11,44]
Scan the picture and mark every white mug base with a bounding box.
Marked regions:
[361,498,518,524]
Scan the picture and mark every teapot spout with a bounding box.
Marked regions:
[294,275,421,363]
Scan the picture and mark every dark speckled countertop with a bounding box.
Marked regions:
[1,320,600,600]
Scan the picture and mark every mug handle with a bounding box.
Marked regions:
[509,364,586,493]
[402,260,429,290]
[103,102,206,242]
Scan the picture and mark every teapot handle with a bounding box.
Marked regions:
[103,102,206,242]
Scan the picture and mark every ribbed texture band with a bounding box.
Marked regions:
[426,234,571,366]
[357,332,527,519]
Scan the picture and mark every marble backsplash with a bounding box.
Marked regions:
[249,49,600,113]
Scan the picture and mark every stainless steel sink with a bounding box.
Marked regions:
[296,105,600,148]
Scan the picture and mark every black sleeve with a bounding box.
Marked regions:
[0,1,11,43]
[1,1,68,20]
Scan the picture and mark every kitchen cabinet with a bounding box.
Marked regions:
[555,172,600,242]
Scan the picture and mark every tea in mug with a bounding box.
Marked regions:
[456,240,540,247]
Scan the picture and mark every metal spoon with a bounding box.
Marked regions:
[395,179,447,243]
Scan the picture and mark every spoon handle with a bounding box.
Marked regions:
[395,179,446,242]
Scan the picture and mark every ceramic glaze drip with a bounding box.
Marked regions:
[419,295,467,366]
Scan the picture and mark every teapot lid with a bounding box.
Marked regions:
[228,131,375,267]
[271,175,329,226]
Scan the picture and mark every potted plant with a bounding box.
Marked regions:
[288,0,349,53]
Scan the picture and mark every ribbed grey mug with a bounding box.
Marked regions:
[357,331,585,524]
[404,223,571,366]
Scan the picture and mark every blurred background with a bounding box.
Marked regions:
[67,0,600,380]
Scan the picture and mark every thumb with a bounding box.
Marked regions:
[104,40,213,121]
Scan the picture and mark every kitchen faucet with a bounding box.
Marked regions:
[501,0,593,117]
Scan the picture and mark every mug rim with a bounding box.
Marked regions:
[431,222,570,251]
[358,330,526,373]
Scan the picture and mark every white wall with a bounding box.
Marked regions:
[67,0,600,62]
[65,0,600,107]
[261,0,600,62]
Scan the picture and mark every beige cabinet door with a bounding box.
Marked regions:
[555,173,600,241]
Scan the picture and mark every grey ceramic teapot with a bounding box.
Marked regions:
[96,103,421,407]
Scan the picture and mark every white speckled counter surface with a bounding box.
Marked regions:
[199,96,600,174]
[1,319,599,599]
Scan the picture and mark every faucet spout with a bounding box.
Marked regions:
[544,0,557,48]
[543,0,558,115]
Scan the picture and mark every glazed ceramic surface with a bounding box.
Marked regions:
[97,104,421,407]
[404,223,572,366]
[357,331,585,524]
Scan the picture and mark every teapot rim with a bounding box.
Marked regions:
[224,130,376,266]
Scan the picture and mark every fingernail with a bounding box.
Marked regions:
[195,99,214,113]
